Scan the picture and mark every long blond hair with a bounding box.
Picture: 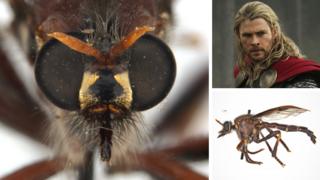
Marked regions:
[234,1,303,86]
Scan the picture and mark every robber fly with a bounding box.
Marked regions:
[30,0,176,167]
[216,105,316,166]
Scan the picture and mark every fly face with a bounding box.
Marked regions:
[216,119,233,138]
[78,63,132,115]
[35,24,176,163]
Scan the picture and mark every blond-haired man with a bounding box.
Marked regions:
[234,1,320,88]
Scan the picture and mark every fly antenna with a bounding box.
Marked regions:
[215,119,223,126]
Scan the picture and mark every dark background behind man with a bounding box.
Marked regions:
[213,0,320,87]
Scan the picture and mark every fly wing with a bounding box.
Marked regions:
[253,105,308,121]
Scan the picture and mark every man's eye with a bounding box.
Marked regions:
[242,33,251,38]
[256,31,266,36]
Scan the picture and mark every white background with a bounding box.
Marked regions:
[211,89,320,180]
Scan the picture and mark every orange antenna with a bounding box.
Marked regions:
[48,32,104,62]
[104,26,155,65]
[47,26,154,67]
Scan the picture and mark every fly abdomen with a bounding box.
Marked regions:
[262,122,316,143]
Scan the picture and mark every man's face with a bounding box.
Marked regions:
[239,18,274,62]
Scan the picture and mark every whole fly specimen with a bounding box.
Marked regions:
[216,105,316,166]
[31,0,176,168]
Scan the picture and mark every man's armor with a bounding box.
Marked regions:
[234,57,320,88]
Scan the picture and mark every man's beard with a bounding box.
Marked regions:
[248,47,268,62]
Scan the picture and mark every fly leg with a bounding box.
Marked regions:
[237,140,262,165]
[257,128,290,152]
[238,145,264,160]
[78,151,94,180]
[259,132,273,153]
[247,148,264,154]
[241,147,264,160]
[243,145,262,165]
[265,127,290,152]
[271,130,285,167]
[254,129,286,166]
[236,140,245,160]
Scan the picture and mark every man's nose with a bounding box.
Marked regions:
[250,35,260,46]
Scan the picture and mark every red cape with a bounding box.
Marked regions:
[234,57,320,83]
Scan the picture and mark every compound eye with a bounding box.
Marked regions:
[35,32,176,112]
[224,122,232,131]
[128,34,176,111]
[35,33,92,110]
